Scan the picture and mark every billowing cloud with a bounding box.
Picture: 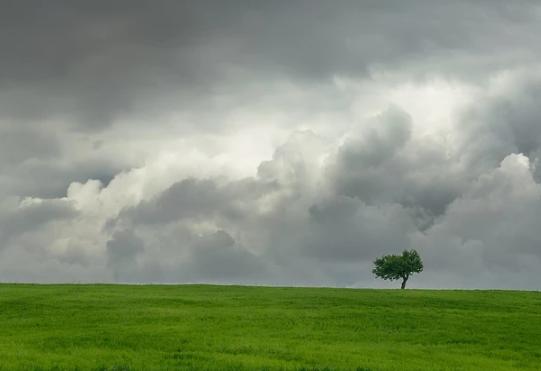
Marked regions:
[415,154,541,289]
[0,1,540,288]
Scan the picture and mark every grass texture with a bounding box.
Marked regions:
[0,284,539,370]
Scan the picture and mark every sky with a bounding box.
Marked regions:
[1,1,541,289]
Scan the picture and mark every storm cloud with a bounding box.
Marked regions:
[1,1,540,289]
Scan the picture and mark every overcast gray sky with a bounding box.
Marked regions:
[1,1,540,289]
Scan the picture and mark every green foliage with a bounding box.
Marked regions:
[0,284,540,370]
[373,249,423,288]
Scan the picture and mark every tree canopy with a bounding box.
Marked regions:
[372,249,423,289]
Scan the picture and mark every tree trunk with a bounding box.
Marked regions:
[401,276,408,289]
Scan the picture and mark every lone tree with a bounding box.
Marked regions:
[372,249,423,289]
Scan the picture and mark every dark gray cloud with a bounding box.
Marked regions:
[1,1,540,127]
[1,159,120,199]
[415,154,541,289]
[186,230,269,281]
[106,229,145,281]
[329,107,463,229]
[0,197,77,245]
[123,177,278,226]
[459,78,541,173]
[305,196,414,261]
[0,126,60,166]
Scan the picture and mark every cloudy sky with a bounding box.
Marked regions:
[1,1,541,289]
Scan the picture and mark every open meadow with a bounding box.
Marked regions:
[0,284,539,370]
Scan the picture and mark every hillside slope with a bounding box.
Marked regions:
[0,284,539,370]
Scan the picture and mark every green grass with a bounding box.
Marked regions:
[0,285,539,370]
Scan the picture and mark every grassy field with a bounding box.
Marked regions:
[0,285,539,370]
